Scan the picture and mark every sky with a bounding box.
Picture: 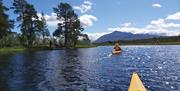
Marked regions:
[3,0,180,41]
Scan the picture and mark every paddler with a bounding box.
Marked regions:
[114,42,122,51]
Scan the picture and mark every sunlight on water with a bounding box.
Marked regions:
[0,45,179,91]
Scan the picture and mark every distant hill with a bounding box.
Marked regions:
[93,36,180,45]
[94,31,159,43]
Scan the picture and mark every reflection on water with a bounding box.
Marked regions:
[0,45,180,91]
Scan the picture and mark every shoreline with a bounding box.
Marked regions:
[0,44,179,54]
[0,45,97,54]
[96,44,180,46]
[93,42,180,46]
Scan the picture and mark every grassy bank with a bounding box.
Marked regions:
[0,47,26,53]
[1,42,178,54]
[0,44,97,54]
[0,46,53,54]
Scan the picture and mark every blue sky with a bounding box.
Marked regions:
[3,0,180,40]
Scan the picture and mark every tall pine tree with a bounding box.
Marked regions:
[40,12,50,39]
[12,0,42,46]
[0,0,14,39]
[53,2,83,48]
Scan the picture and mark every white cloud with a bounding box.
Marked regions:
[151,19,165,25]
[73,1,92,13]
[37,13,60,27]
[108,20,180,36]
[73,0,97,28]
[79,14,97,28]
[166,12,180,20]
[37,13,98,28]
[163,23,180,30]
[108,27,179,36]
[85,32,110,41]
[85,18,179,41]
[150,19,180,30]
[152,3,162,8]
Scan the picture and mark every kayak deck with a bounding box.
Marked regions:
[128,72,147,91]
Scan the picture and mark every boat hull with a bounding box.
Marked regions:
[112,51,121,54]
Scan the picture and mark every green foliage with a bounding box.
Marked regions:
[0,1,90,48]
[53,23,64,37]
[0,33,21,47]
[0,0,14,39]
[53,2,83,48]
[77,40,90,45]
[12,0,43,47]
[40,12,50,38]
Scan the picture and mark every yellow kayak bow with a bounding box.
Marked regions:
[128,72,147,91]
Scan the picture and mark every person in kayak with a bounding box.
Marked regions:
[114,42,122,51]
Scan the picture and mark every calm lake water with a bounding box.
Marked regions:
[0,45,180,91]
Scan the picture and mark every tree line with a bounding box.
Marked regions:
[0,0,89,48]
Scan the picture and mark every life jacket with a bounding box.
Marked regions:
[114,46,121,51]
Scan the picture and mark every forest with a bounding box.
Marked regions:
[0,0,90,49]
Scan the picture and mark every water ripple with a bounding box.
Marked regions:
[0,45,179,91]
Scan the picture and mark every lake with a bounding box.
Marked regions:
[0,45,180,91]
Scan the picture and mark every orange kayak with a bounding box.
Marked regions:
[112,51,121,54]
[128,72,147,91]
